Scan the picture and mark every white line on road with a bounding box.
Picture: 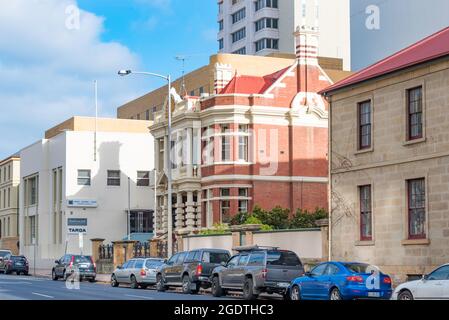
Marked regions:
[125,294,154,300]
[31,292,55,299]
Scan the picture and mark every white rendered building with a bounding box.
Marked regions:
[217,0,351,70]
[19,117,154,268]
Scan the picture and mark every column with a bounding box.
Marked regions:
[186,128,193,177]
[185,191,196,231]
[195,191,202,228]
[161,194,168,234]
[175,193,185,230]
[90,238,105,263]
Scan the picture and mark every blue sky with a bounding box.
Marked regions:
[0,0,218,159]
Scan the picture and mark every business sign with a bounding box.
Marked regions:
[67,218,87,226]
[67,199,98,208]
[67,226,87,234]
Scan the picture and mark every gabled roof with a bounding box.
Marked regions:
[320,26,449,95]
[220,66,291,94]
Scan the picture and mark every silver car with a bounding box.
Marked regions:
[111,258,165,289]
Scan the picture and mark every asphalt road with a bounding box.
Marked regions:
[0,274,234,300]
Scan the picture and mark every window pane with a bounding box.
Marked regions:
[408,179,426,238]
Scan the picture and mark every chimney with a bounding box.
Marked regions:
[214,63,233,94]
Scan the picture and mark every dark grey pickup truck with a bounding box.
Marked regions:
[156,249,231,294]
[210,246,304,300]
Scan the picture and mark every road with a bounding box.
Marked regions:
[0,274,234,300]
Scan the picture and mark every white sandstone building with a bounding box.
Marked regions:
[19,117,154,268]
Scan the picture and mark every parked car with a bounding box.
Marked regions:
[111,257,166,289]
[210,246,304,300]
[1,255,29,275]
[51,254,96,282]
[0,250,12,273]
[156,249,231,294]
[392,263,449,300]
[288,261,393,300]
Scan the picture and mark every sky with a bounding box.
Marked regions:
[0,0,217,159]
[351,0,449,70]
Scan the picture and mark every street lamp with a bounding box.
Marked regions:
[118,69,174,258]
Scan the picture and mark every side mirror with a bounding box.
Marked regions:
[163,259,168,264]
[422,274,428,281]
[305,272,313,277]
[117,265,122,269]
[221,261,227,267]
[55,260,60,264]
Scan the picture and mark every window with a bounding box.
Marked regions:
[77,170,91,186]
[232,28,246,43]
[255,38,278,52]
[325,264,341,275]
[137,171,150,187]
[29,176,37,206]
[107,170,121,186]
[145,110,150,120]
[233,47,246,55]
[218,38,224,50]
[134,260,144,269]
[220,188,231,223]
[359,185,372,241]
[221,124,231,161]
[202,251,230,264]
[310,263,327,276]
[358,100,372,150]
[227,255,240,267]
[218,20,223,31]
[427,266,449,281]
[248,252,265,266]
[232,8,245,24]
[29,216,36,243]
[238,125,248,161]
[407,86,423,140]
[130,211,153,233]
[186,251,198,262]
[238,188,248,213]
[267,251,302,267]
[255,18,278,32]
[255,0,278,11]
[238,254,249,266]
[407,178,426,239]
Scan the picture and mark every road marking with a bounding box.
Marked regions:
[125,294,154,300]
[31,292,54,299]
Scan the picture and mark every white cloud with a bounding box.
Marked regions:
[0,0,146,158]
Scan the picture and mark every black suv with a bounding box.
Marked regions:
[52,254,96,282]
[210,246,304,300]
[156,249,230,294]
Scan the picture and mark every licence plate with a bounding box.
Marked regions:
[15,263,23,266]
[80,264,89,268]
[368,292,381,298]
[278,282,290,288]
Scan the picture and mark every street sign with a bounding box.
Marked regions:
[67,199,98,208]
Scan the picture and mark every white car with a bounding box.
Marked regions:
[392,263,449,300]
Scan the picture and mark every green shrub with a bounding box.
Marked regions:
[289,208,328,229]
[230,211,250,225]
[199,223,229,235]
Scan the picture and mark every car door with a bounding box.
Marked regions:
[56,255,67,276]
[164,253,179,283]
[318,263,340,299]
[123,260,136,283]
[415,265,449,299]
[301,263,328,300]
[221,255,240,287]
[172,252,188,284]
[234,254,249,288]
[115,260,128,281]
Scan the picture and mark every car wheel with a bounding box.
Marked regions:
[182,275,192,294]
[330,288,342,301]
[211,276,223,297]
[290,285,302,301]
[52,269,58,281]
[89,278,96,283]
[140,284,148,289]
[111,274,119,287]
[398,290,414,301]
[242,278,257,300]
[156,274,166,292]
[130,275,139,289]
[23,272,28,276]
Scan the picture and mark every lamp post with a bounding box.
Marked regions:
[118,70,173,258]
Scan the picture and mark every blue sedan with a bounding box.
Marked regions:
[288,261,393,300]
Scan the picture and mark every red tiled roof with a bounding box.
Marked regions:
[320,26,449,95]
[220,66,291,94]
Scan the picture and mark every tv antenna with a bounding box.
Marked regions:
[175,55,188,96]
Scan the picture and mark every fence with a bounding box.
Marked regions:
[99,244,114,260]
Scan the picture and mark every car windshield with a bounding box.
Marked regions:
[266,251,302,267]
[73,256,92,264]
[202,252,230,264]
[344,263,378,274]
[0,251,11,258]
[11,256,26,262]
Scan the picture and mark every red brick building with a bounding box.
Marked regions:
[150,27,351,234]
